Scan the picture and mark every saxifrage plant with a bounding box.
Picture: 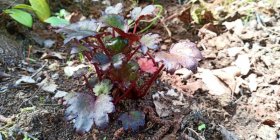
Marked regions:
[54,3,203,134]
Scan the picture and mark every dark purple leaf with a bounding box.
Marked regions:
[92,53,110,71]
[118,111,145,131]
[56,20,101,44]
[63,93,115,133]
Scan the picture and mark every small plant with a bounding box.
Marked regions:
[4,0,69,28]
[54,3,202,134]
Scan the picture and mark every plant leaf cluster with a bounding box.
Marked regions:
[53,3,202,134]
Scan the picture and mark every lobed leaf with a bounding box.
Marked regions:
[93,79,113,96]
[155,41,202,73]
[64,93,115,133]
[92,53,110,71]
[100,14,125,30]
[137,58,158,74]
[56,19,101,44]
[4,9,33,28]
[112,53,125,69]
[140,33,161,54]
[131,5,156,21]
[104,3,123,15]
[105,37,128,54]
[118,111,145,132]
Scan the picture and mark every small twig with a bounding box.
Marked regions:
[31,62,47,78]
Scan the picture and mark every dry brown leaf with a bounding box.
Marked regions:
[201,69,231,95]
[235,54,250,75]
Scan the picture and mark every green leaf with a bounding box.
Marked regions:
[105,37,128,54]
[45,16,70,27]
[93,79,113,96]
[4,9,33,28]
[101,14,125,30]
[198,123,206,131]
[13,4,33,11]
[29,0,50,21]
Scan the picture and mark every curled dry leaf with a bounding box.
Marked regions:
[137,57,158,74]
[64,93,115,134]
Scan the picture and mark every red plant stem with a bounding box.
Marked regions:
[83,75,94,95]
[95,36,111,56]
[138,64,164,98]
[127,45,141,61]
[133,22,139,34]
[114,82,136,104]
[83,52,102,80]
[147,52,156,64]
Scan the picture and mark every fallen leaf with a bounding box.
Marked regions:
[41,51,66,60]
[153,100,171,117]
[235,54,250,75]
[54,90,68,98]
[248,74,257,92]
[15,76,36,86]
[201,69,231,95]
[64,64,88,77]
[37,77,58,93]
[0,71,10,80]
[219,125,239,140]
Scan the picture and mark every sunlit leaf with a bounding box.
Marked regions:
[13,4,33,11]
[118,111,145,131]
[170,41,203,60]
[64,93,115,133]
[93,79,113,96]
[155,41,202,73]
[4,9,33,28]
[100,14,125,30]
[29,0,51,21]
[155,52,198,73]
[105,37,128,54]
[45,16,70,27]
[137,57,158,74]
[104,3,123,15]
[56,19,101,44]
[130,5,156,20]
[140,33,161,54]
